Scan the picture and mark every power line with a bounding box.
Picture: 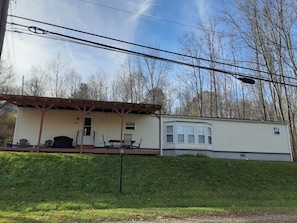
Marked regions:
[8,22,297,88]
[8,15,297,83]
[8,23,252,77]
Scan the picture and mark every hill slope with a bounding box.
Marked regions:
[1,152,297,222]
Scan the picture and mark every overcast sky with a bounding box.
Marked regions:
[3,0,215,82]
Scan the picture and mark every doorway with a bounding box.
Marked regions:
[78,117,94,145]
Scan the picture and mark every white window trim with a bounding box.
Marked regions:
[177,124,185,143]
[125,122,136,130]
[187,125,195,144]
[164,122,213,145]
[166,125,174,143]
[197,125,206,144]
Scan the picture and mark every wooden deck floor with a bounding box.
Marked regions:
[0,146,160,155]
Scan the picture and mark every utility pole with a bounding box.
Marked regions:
[0,0,9,60]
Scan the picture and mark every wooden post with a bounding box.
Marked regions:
[79,106,87,154]
[114,108,132,148]
[76,105,95,153]
[154,113,162,156]
[36,104,54,152]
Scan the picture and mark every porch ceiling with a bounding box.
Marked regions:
[0,94,162,115]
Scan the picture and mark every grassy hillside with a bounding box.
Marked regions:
[1,152,297,222]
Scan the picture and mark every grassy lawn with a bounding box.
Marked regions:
[1,152,297,222]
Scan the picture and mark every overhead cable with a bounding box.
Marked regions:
[10,22,297,87]
[8,14,297,82]
[7,21,297,87]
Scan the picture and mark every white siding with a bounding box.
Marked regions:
[212,119,290,154]
[162,116,292,161]
[13,107,159,149]
[13,108,292,161]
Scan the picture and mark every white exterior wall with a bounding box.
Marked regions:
[13,107,159,149]
[161,116,292,162]
[213,119,289,153]
[13,107,292,161]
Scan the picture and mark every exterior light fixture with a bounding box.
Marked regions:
[237,77,255,85]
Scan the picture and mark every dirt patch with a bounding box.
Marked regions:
[109,211,297,223]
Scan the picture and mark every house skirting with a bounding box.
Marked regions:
[162,148,292,162]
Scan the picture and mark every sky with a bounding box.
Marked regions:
[3,0,215,83]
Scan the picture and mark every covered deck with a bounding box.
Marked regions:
[0,94,162,156]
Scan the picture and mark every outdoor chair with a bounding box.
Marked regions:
[123,134,132,149]
[43,139,53,148]
[132,137,142,149]
[102,135,111,148]
[19,138,29,147]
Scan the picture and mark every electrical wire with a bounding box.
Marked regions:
[8,22,297,88]
[8,14,297,83]
[8,3,17,75]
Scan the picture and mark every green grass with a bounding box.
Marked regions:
[1,152,297,222]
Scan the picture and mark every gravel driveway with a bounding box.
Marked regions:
[108,212,297,223]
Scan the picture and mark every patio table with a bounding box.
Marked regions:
[109,139,135,148]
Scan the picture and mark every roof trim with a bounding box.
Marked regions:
[0,94,162,115]
[162,114,288,125]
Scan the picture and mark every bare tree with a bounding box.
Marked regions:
[112,58,138,102]
[222,0,297,159]
[112,53,171,110]
[179,32,205,116]
[87,71,108,101]
[47,52,71,98]
[66,69,82,98]
[135,49,171,109]
[0,60,15,94]
[24,66,47,96]
[179,26,229,117]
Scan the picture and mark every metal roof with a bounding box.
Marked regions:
[0,94,162,115]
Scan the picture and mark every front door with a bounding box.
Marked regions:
[84,117,93,145]
[78,117,93,145]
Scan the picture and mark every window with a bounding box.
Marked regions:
[84,118,91,136]
[166,125,174,143]
[187,126,195,143]
[208,127,212,144]
[177,125,185,143]
[198,126,205,144]
[126,122,135,130]
[165,123,212,145]
[274,127,280,135]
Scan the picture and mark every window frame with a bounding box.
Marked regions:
[164,122,212,145]
[125,122,136,130]
[177,124,185,143]
[166,125,174,143]
[84,118,92,136]
[197,125,206,144]
[207,127,212,144]
[187,125,195,143]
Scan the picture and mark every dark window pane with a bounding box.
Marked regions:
[167,135,173,143]
[85,118,91,126]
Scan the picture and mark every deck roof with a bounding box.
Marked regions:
[0,94,162,115]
